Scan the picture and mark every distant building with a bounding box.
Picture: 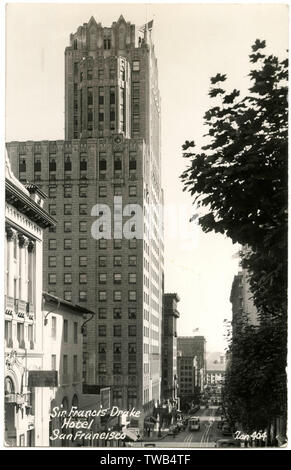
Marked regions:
[161,293,180,402]
[177,336,206,390]
[177,355,198,411]
[4,155,56,446]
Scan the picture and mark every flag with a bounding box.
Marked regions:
[138,20,154,32]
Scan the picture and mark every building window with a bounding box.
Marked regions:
[49,256,56,268]
[99,239,107,249]
[79,239,87,250]
[49,204,57,216]
[79,186,87,198]
[64,221,72,232]
[87,69,93,80]
[129,256,137,266]
[79,221,87,232]
[128,363,137,374]
[128,343,136,354]
[98,325,106,336]
[114,239,122,249]
[99,256,106,267]
[51,316,57,339]
[114,291,122,302]
[128,290,137,301]
[63,355,68,376]
[113,308,122,319]
[79,204,87,215]
[99,273,107,284]
[79,291,87,302]
[129,238,137,249]
[98,308,107,319]
[64,156,72,173]
[98,70,104,80]
[113,273,122,284]
[113,363,122,374]
[79,256,87,267]
[114,325,121,337]
[99,291,107,302]
[132,61,140,72]
[51,355,57,370]
[114,256,122,266]
[64,291,72,302]
[99,343,106,354]
[128,325,136,336]
[129,273,137,284]
[129,186,137,197]
[79,273,87,284]
[63,319,68,343]
[64,256,72,267]
[99,186,107,197]
[49,186,56,198]
[49,273,56,284]
[64,273,72,284]
[64,186,72,198]
[128,308,137,319]
[64,204,72,215]
[64,239,72,250]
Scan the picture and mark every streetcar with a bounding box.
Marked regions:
[188,417,200,431]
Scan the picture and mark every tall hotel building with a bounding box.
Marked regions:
[7,16,164,424]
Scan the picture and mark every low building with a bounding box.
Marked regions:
[42,292,99,447]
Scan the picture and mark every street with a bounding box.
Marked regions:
[161,407,220,448]
[129,407,223,448]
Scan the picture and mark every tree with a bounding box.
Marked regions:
[181,40,287,431]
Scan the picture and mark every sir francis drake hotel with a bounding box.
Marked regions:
[6,16,165,430]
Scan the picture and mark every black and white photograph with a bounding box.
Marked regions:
[2,1,289,450]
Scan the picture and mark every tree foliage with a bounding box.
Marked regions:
[181,40,288,430]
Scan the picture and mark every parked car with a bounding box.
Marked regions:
[215,439,240,448]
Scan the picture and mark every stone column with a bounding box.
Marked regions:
[27,240,35,304]
[6,226,17,298]
[18,234,29,303]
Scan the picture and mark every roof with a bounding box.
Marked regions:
[42,292,96,316]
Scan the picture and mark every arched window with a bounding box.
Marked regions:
[72,394,78,409]
[5,377,15,395]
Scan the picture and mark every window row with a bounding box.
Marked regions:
[48,255,137,268]
[98,290,137,302]
[48,272,137,285]
[98,363,137,374]
[51,316,78,343]
[48,238,138,250]
[98,343,136,354]
[98,325,136,336]
[98,307,137,319]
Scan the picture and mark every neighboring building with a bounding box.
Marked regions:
[161,293,180,402]
[177,355,197,411]
[6,16,164,429]
[177,336,206,391]
[4,155,56,446]
[42,292,100,447]
[230,269,259,339]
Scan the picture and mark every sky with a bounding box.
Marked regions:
[5,1,289,352]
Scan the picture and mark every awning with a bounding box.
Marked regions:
[123,429,139,441]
